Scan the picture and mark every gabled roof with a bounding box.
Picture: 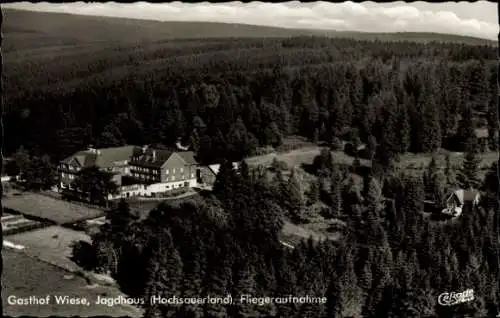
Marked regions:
[130,148,173,168]
[452,189,480,205]
[129,149,198,168]
[176,151,198,165]
[208,162,239,175]
[62,146,142,169]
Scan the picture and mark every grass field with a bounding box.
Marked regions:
[248,142,496,245]
[126,191,202,219]
[3,192,105,225]
[399,150,497,170]
[247,142,497,173]
[2,250,143,317]
[5,225,91,273]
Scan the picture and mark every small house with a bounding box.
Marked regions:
[441,189,480,217]
[197,162,240,187]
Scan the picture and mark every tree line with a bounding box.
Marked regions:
[70,153,500,317]
[4,37,497,167]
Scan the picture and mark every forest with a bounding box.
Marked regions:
[4,35,498,167]
[4,12,500,316]
[73,154,500,318]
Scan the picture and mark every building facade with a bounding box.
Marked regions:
[59,145,200,199]
[128,148,198,197]
[58,145,142,190]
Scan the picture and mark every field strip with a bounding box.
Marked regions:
[3,240,26,250]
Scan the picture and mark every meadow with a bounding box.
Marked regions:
[2,192,105,225]
[2,249,143,317]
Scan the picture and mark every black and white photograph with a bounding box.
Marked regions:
[1,1,499,317]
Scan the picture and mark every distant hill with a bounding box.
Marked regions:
[3,8,496,53]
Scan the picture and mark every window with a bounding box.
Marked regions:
[62,172,66,178]
[180,167,184,173]
[166,169,169,175]
[191,172,194,178]
[173,168,176,173]
[172,176,176,181]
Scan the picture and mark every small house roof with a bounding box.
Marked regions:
[208,162,239,175]
[453,189,480,205]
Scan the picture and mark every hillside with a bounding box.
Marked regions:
[3,8,495,54]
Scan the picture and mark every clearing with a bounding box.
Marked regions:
[2,191,105,225]
[2,249,143,317]
[247,140,497,246]
[5,225,92,273]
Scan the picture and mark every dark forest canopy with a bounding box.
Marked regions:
[3,9,498,164]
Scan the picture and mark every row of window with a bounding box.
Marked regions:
[131,166,186,174]
[61,172,75,180]
[60,164,78,172]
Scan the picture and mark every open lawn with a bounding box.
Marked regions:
[2,250,143,317]
[246,147,371,169]
[3,192,105,225]
[398,150,497,170]
[5,226,92,273]
[126,191,202,219]
[247,144,496,175]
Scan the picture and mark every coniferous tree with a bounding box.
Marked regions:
[213,160,237,200]
[312,148,335,177]
[397,104,411,153]
[329,167,343,218]
[457,106,477,151]
[402,176,425,247]
[71,165,118,205]
[457,145,482,190]
[424,155,446,204]
[11,145,30,177]
[179,257,204,318]
[286,168,306,223]
[21,154,58,191]
[444,153,456,188]
[483,162,499,195]
[143,233,184,318]
[232,264,259,318]
[418,93,442,152]
[204,259,232,318]
[307,178,321,205]
[363,176,385,218]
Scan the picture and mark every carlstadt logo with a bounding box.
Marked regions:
[438,289,475,306]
